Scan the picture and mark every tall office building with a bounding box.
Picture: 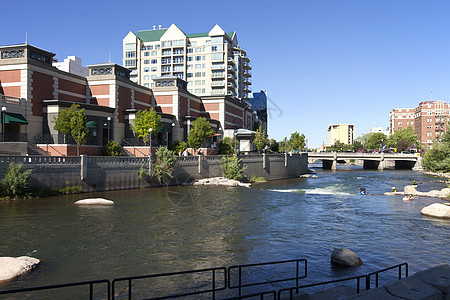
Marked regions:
[389,100,449,146]
[123,24,252,101]
[327,124,355,146]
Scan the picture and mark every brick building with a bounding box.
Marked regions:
[0,43,257,156]
[389,101,450,146]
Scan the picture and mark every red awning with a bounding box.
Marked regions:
[206,133,222,138]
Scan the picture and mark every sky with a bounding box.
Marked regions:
[2,0,450,148]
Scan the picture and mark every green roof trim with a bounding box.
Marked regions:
[228,32,234,38]
[136,29,168,42]
[186,32,209,38]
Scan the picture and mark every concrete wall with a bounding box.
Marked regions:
[0,153,308,193]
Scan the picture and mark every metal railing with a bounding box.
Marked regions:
[0,279,110,300]
[367,263,408,289]
[0,261,410,300]
[278,274,367,299]
[228,259,307,297]
[0,133,28,142]
[112,267,227,299]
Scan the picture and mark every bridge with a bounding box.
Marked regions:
[308,152,421,170]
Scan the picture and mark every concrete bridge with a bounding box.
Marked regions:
[308,152,421,170]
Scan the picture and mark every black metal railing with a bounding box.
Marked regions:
[112,267,227,300]
[0,261,410,300]
[0,133,28,142]
[367,262,408,289]
[0,279,110,300]
[228,259,307,297]
[277,274,367,299]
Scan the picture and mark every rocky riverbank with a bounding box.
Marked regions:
[193,177,252,188]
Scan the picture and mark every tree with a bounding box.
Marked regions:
[53,103,87,156]
[351,140,364,152]
[288,131,306,152]
[218,137,234,155]
[330,141,345,152]
[102,141,122,156]
[388,126,421,152]
[269,139,279,153]
[365,132,388,150]
[169,140,188,155]
[187,117,214,149]
[422,122,450,172]
[131,108,163,143]
[1,163,32,198]
[222,155,247,181]
[254,125,268,152]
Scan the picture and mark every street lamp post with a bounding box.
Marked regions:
[2,107,6,143]
[234,130,237,154]
[167,122,175,148]
[107,117,111,141]
[149,128,153,158]
[284,136,287,153]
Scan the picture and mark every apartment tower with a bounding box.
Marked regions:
[123,24,252,101]
[327,124,355,146]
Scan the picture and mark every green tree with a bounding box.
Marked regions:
[288,131,306,152]
[53,103,87,156]
[365,132,388,150]
[219,137,234,155]
[222,155,247,181]
[169,140,188,155]
[422,122,450,172]
[131,108,163,143]
[152,147,177,184]
[351,140,364,152]
[187,117,214,149]
[330,141,345,152]
[102,140,122,156]
[254,125,268,152]
[1,163,32,198]
[388,126,421,152]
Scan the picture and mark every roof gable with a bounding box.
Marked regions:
[136,29,168,42]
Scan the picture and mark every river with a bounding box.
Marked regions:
[0,166,449,298]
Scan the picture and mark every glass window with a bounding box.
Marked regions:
[187,48,193,53]
[125,60,136,67]
[125,43,136,50]
[125,51,136,58]
[211,37,222,44]
[143,67,149,72]
[195,56,201,61]
[162,41,172,48]
[144,60,150,64]
[211,53,222,61]
[151,67,157,72]
[144,52,150,56]
[151,51,158,56]
[144,75,149,80]
[188,57,193,61]
[151,59,157,64]
[187,64,193,70]
[187,73,193,78]
[195,64,202,69]
[144,83,149,87]
[195,48,202,53]
[155,45,160,50]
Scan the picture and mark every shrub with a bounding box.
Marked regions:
[102,140,122,156]
[250,175,266,182]
[222,155,247,181]
[152,147,177,184]
[170,140,188,155]
[138,163,149,178]
[219,137,234,155]
[60,186,82,194]
[1,163,32,198]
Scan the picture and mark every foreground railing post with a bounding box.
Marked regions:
[80,155,87,181]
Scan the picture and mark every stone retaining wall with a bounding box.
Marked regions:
[0,153,308,192]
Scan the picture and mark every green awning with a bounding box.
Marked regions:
[86,120,97,128]
[4,112,28,124]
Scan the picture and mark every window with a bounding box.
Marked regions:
[151,51,158,56]
[162,66,171,72]
[173,48,184,55]
[187,73,193,78]
[174,73,184,79]
[125,51,136,58]
[151,67,157,72]
[162,41,172,48]
[125,60,136,67]
[151,75,157,79]
[211,45,223,52]
[173,65,184,71]
[173,40,184,47]
[195,64,202,69]
[211,37,222,44]
[144,75,149,80]
[144,60,150,64]
[211,53,223,61]
[162,49,171,56]
[187,48,193,53]
[195,48,202,53]
[155,45,160,50]
[173,57,184,63]
[194,88,201,94]
[195,56,202,61]
[162,58,171,64]
[151,59,157,64]
[187,64,193,70]
[143,83,149,87]
[143,67,149,72]
[195,80,202,85]
[125,43,136,50]
[188,57,193,61]
[144,52,150,57]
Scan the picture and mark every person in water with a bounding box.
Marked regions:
[359,186,366,195]
[412,180,418,186]
[392,187,397,192]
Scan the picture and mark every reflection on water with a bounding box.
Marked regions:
[0,167,449,297]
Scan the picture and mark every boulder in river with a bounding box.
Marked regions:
[421,203,450,219]
[404,185,418,195]
[74,198,114,206]
[331,248,363,267]
[0,256,40,282]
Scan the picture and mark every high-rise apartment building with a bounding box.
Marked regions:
[327,124,355,146]
[389,100,450,145]
[123,24,252,101]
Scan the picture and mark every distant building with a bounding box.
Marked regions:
[328,124,355,146]
[249,91,267,133]
[122,24,252,101]
[389,100,450,146]
[52,56,89,77]
[368,127,389,136]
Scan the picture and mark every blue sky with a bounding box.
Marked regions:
[2,0,450,148]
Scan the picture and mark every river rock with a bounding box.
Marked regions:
[300,174,310,178]
[74,198,114,206]
[421,203,450,218]
[439,188,450,198]
[331,248,363,267]
[404,185,418,195]
[0,256,40,282]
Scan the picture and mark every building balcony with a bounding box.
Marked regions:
[211,89,225,95]
[243,78,252,85]
[227,91,237,97]
[227,65,236,71]
[212,72,225,78]
[211,64,224,70]
[211,81,225,87]
[243,70,252,77]
[227,82,236,88]
[243,86,251,92]
[227,57,235,64]
[227,74,236,80]
[243,62,252,69]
